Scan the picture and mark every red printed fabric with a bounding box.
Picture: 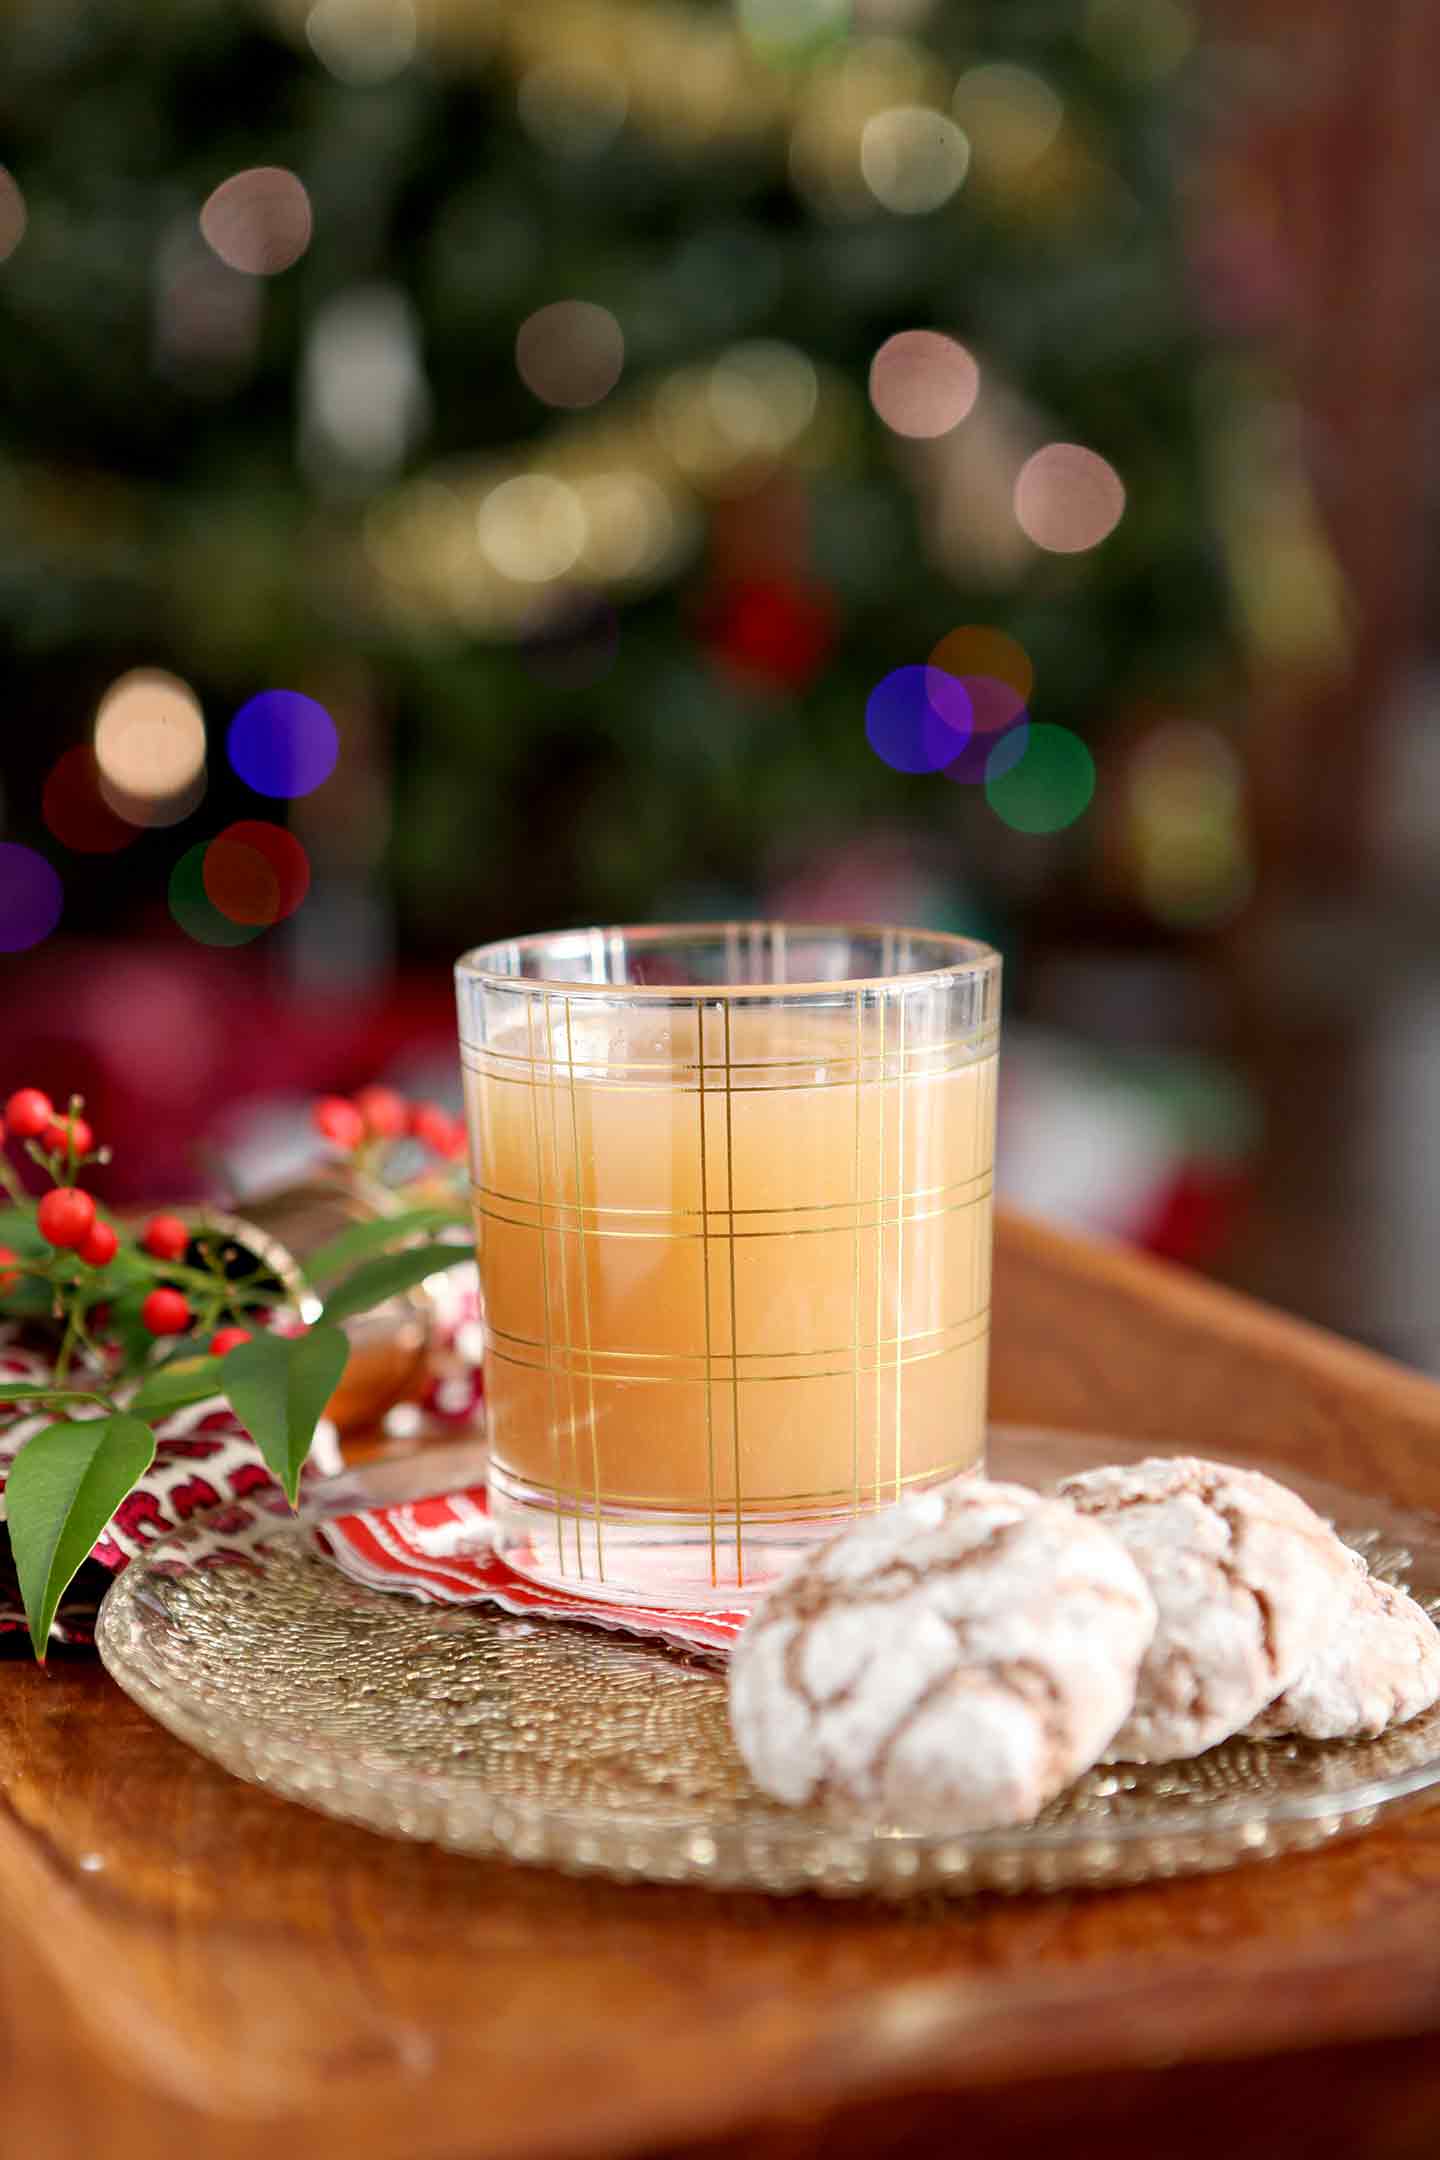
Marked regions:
[315,1490,746,1658]
[0,1331,330,1648]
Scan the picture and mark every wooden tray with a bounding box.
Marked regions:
[5,1210,1440,2160]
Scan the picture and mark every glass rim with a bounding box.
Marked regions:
[454,921,1001,999]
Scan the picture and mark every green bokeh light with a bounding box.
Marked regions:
[985,722,1095,834]
[737,0,850,69]
[169,841,267,947]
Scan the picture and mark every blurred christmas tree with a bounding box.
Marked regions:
[0,0,1292,962]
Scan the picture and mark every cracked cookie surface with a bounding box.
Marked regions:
[728,1480,1156,1833]
[1247,1567,1440,1741]
[1058,1456,1357,1761]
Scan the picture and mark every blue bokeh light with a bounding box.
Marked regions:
[227,691,339,799]
[865,666,972,774]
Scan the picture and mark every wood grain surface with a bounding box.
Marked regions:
[4,1210,1440,2160]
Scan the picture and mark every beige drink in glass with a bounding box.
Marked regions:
[456,925,1000,1606]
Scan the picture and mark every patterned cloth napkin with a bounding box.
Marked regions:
[315,1483,748,1657]
[0,1332,342,1648]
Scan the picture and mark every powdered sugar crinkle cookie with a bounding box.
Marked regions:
[728,1479,1157,1834]
[1248,1567,1440,1741]
[1057,1456,1358,1761]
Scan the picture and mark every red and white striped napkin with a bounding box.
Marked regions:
[314,1478,748,1658]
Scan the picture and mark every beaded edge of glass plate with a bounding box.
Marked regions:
[94,1443,1440,1898]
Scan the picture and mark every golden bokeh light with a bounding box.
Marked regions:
[1014,442,1125,553]
[951,63,1062,182]
[1127,720,1253,928]
[200,168,313,277]
[517,57,629,158]
[305,0,417,83]
[708,341,819,457]
[928,624,1035,704]
[788,38,949,216]
[0,168,26,265]
[477,473,588,583]
[574,472,676,580]
[1085,0,1195,81]
[516,300,625,410]
[860,105,969,214]
[94,670,207,828]
[868,330,978,439]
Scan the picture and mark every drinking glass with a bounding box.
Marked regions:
[455,924,1000,1606]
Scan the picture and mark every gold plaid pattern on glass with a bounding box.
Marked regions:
[457,925,1000,1608]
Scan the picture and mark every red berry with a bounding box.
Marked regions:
[410,1101,456,1154]
[314,1096,366,1150]
[77,1220,119,1268]
[142,1213,190,1263]
[210,1327,253,1357]
[43,1116,94,1159]
[0,1245,19,1295]
[37,1187,97,1250]
[141,1287,191,1337]
[5,1089,54,1140]
[354,1085,408,1140]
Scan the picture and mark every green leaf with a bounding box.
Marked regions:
[302,1206,470,1286]
[129,1357,226,1420]
[0,1280,59,1319]
[7,1414,156,1660]
[220,1326,349,1505]
[319,1240,472,1326]
[0,1383,108,1407]
[0,1212,46,1257]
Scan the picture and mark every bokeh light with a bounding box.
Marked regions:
[0,845,62,953]
[951,65,1062,182]
[928,623,1035,704]
[1086,0,1195,80]
[865,666,971,774]
[0,169,26,265]
[860,107,969,214]
[204,822,311,925]
[708,341,818,456]
[42,747,138,854]
[94,670,207,828]
[869,331,978,439]
[986,722,1095,832]
[305,0,417,84]
[1128,720,1253,928]
[517,59,629,158]
[519,590,621,689]
[940,677,1030,786]
[227,691,339,799]
[477,474,588,583]
[737,0,850,69]
[169,842,265,948]
[200,169,313,277]
[1014,443,1125,553]
[515,301,625,410]
[574,473,675,580]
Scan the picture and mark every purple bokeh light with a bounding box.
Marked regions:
[865,666,972,774]
[940,675,1030,785]
[227,691,339,799]
[0,844,63,951]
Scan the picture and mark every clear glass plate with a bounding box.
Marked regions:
[95,1428,1440,1897]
